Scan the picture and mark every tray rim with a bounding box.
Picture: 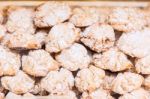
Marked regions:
[0,1,149,7]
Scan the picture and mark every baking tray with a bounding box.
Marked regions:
[2,0,150,99]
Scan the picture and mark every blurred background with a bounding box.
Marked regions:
[0,0,150,1]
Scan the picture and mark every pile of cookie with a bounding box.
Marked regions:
[0,1,150,99]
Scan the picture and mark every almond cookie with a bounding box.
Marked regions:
[108,7,146,32]
[93,47,133,72]
[75,65,105,92]
[117,28,150,58]
[22,49,59,77]
[56,43,91,71]
[0,25,6,41]
[135,55,150,74]
[81,23,115,52]
[81,89,114,99]
[41,68,74,95]
[143,75,150,90]
[0,45,20,76]
[119,88,150,99]
[34,2,71,27]
[1,71,35,94]
[112,72,144,94]
[0,9,4,24]
[6,7,35,34]
[70,7,99,27]
[46,22,80,53]
[2,31,46,50]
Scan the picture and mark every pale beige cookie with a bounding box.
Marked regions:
[135,55,150,74]
[46,22,80,53]
[141,9,149,27]
[75,65,105,92]
[55,43,91,71]
[0,45,20,76]
[112,72,144,94]
[81,23,115,52]
[144,75,150,90]
[93,47,133,72]
[119,88,150,99]
[29,83,40,95]
[41,68,74,95]
[1,71,35,94]
[0,25,6,41]
[6,6,35,34]
[70,7,99,27]
[117,28,150,58]
[2,31,46,50]
[101,72,116,93]
[81,89,114,99]
[0,9,3,24]
[29,81,45,95]
[0,92,4,99]
[144,9,150,27]
[34,2,71,27]
[34,29,47,44]
[98,8,112,23]
[108,7,146,32]
[22,49,59,77]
